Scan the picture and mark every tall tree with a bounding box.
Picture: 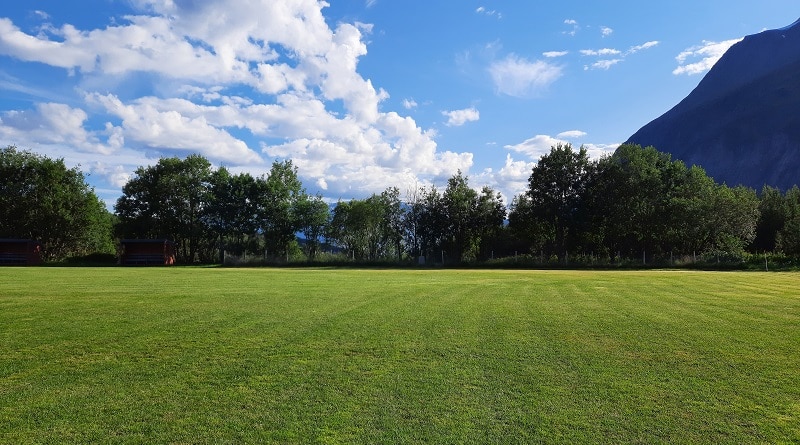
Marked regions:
[752,185,787,252]
[205,168,261,259]
[0,146,114,261]
[115,154,213,262]
[294,194,330,261]
[777,186,800,255]
[378,187,405,262]
[525,143,591,262]
[258,160,305,260]
[403,185,445,262]
[442,171,479,263]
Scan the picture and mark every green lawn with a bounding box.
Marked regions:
[0,268,798,444]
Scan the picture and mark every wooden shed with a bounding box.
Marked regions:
[0,239,43,265]
[120,239,176,266]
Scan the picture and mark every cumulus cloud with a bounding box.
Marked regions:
[402,98,418,109]
[0,0,473,200]
[489,55,563,97]
[504,133,616,162]
[0,103,119,154]
[474,154,535,201]
[601,26,613,37]
[504,134,565,160]
[673,38,743,75]
[442,107,480,127]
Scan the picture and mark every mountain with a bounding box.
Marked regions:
[627,18,800,191]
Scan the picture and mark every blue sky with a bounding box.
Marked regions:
[0,1,798,207]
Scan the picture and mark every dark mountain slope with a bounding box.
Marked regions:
[627,19,800,190]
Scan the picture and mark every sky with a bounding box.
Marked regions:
[0,1,798,208]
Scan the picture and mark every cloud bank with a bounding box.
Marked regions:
[0,0,472,199]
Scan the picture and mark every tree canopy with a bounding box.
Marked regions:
[0,145,114,261]
[4,144,799,266]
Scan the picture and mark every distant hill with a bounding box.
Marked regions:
[627,18,800,191]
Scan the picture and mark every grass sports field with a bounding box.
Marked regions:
[1,268,799,444]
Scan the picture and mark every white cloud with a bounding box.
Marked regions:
[627,40,659,55]
[442,107,480,127]
[504,134,617,162]
[476,7,502,19]
[557,130,587,139]
[563,19,579,36]
[673,38,743,75]
[601,26,613,37]
[580,48,622,57]
[0,103,119,154]
[582,143,620,159]
[543,51,569,58]
[489,55,563,97]
[590,59,622,70]
[474,154,535,201]
[580,41,658,70]
[402,98,418,109]
[504,134,565,160]
[0,0,474,199]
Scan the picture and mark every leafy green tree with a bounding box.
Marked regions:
[0,146,114,261]
[403,185,445,262]
[706,185,759,254]
[752,186,787,252]
[327,189,405,262]
[524,143,591,262]
[115,154,213,262]
[294,194,330,261]
[442,171,480,263]
[377,187,405,262]
[258,160,305,260]
[473,186,506,260]
[777,186,800,255]
[205,167,261,260]
[327,199,378,260]
[508,194,551,254]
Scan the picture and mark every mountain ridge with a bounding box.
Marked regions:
[628,18,800,190]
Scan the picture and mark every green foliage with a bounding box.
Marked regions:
[259,160,305,259]
[205,167,262,258]
[777,186,800,255]
[294,194,330,261]
[327,190,402,261]
[518,143,591,262]
[115,154,213,262]
[0,145,115,260]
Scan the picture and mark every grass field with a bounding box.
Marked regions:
[0,267,798,444]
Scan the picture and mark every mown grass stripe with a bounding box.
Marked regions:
[0,268,798,444]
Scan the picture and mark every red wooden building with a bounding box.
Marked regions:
[0,239,43,265]
[120,239,176,266]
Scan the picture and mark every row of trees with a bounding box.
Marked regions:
[4,143,800,264]
[510,143,762,263]
[114,154,506,264]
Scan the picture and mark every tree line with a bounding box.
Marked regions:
[3,143,800,265]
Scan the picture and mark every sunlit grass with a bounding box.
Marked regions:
[1,268,798,443]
